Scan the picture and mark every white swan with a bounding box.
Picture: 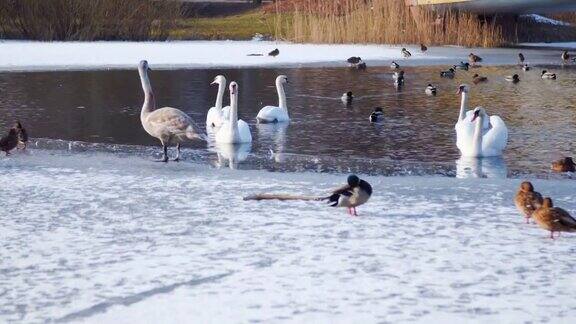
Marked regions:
[460,107,508,157]
[455,84,489,152]
[215,82,252,144]
[138,60,204,162]
[256,75,289,123]
[206,75,231,129]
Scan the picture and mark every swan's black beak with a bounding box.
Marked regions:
[147,67,152,72]
[456,86,463,95]
[471,110,480,123]
[210,81,217,85]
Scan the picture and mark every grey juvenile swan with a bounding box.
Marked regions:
[138,60,204,162]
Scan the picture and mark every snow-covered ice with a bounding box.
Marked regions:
[1,149,576,323]
[0,40,569,72]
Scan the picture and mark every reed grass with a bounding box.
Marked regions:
[0,0,181,41]
[273,0,505,47]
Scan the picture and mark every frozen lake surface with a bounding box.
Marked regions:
[1,150,576,323]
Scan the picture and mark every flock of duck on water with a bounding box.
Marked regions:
[1,46,575,239]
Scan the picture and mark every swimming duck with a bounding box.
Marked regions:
[454,62,469,70]
[401,48,412,58]
[369,107,384,123]
[322,175,373,216]
[390,61,400,70]
[505,74,520,83]
[469,53,482,64]
[518,53,525,64]
[514,181,543,224]
[268,48,280,57]
[440,68,455,78]
[0,127,19,155]
[425,84,437,96]
[541,70,557,79]
[551,157,575,172]
[532,197,576,239]
[356,62,367,70]
[420,43,428,53]
[522,64,531,71]
[341,91,354,104]
[347,56,362,65]
[561,50,570,62]
[472,74,488,84]
[14,121,28,149]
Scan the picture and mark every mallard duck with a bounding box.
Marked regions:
[532,197,576,239]
[469,53,482,64]
[322,175,373,216]
[392,70,404,82]
[472,74,488,84]
[514,181,543,224]
[401,48,411,58]
[454,62,469,70]
[505,74,520,83]
[0,127,19,155]
[425,84,437,96]
[369,107,384,123]
[518,53,525,64]
[440,68,455,78]
[341,91,354,104]
[14,121,28,149]
[347,56,362,65]
[268,48,280,57]
[357,62,367,70]
[541,70,557,79]
[420,43,428,53]
[561,50,570,62]
[551,157,576,172]
[522,64,531,71]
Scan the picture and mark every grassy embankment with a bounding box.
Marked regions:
[0,0,574,46]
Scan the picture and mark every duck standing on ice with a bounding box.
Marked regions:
[532,198,576,239]
[323,175,372,216]
[514,181,543,224]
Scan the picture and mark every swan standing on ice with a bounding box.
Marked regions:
[206,75,230,129]
[256,75,290,123]
[463,107,508,157]
[216,82,252,144]
[138,60,204,162]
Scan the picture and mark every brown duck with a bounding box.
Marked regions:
[469,53,482,64]
[532,198,576,239]
[0,127,19,155]
[472,74,488,84]
[551,157,575,173]
[514,181,543,224]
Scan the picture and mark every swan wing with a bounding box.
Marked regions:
[482,116,508,155]
[206,106,222,128]
[237,119,252,143]
[257,106,289,123]
[147,107,201,140]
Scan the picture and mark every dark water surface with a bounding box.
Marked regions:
[0,64,575,177]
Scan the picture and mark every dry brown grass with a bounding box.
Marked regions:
[272,0,506,47]
[0,0,181,40]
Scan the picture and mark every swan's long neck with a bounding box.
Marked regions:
[276,80,287,112]
[139,68,155,119]
[228,89,239,136]
[458,92,468,122]
[215,80,225,110]
[472,114,484,157]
